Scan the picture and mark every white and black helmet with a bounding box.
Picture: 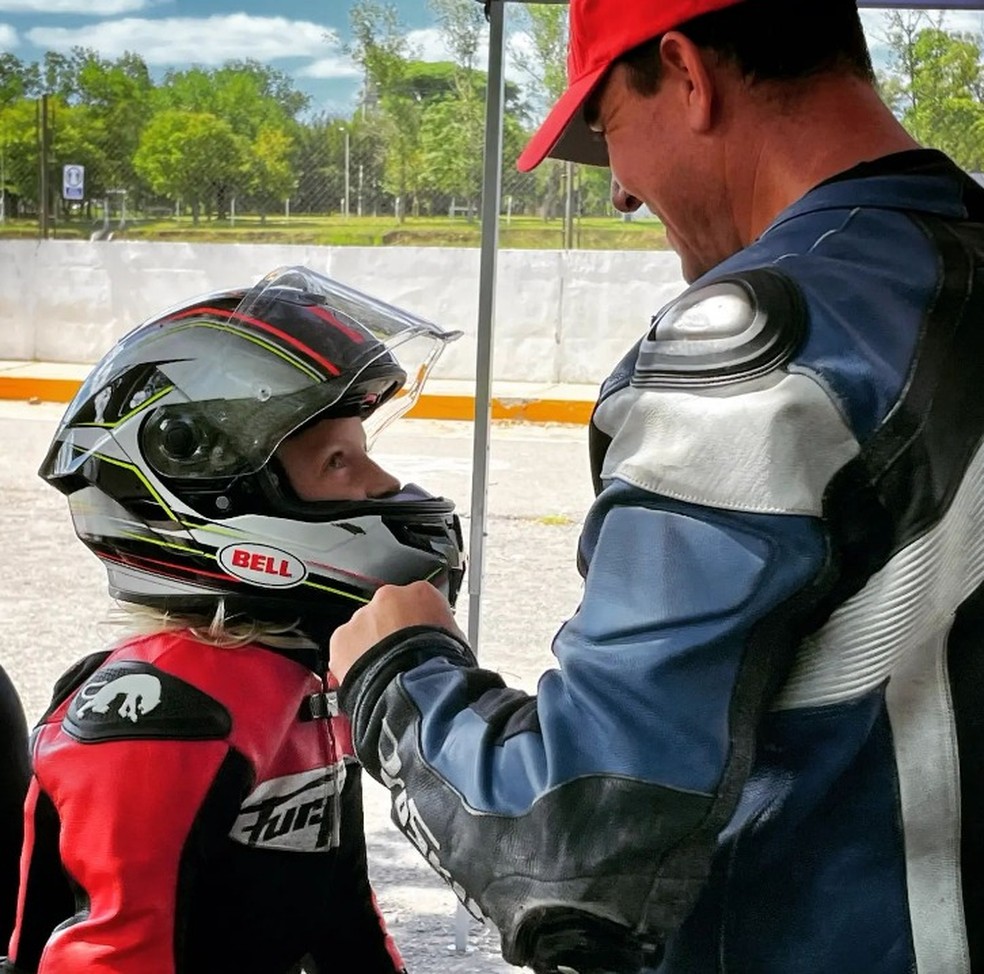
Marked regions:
[40,266,465,635]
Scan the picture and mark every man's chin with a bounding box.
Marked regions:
[665,232,700,283]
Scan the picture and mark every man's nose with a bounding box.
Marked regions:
[611,178,643,214]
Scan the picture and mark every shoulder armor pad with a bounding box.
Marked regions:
[634,268,805,388]
[62,659,232,743]
[37,650,113,726]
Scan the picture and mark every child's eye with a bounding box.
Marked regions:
[325,452,346,471]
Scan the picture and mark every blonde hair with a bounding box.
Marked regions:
[104,600,303,649]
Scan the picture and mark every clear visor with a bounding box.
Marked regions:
[230,265,461,445]
[100,267,459,482]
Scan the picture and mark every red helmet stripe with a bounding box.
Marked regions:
[172,306,341,376]
[308,305,367,344]
[102,548,243,584]
[306,559,388,587]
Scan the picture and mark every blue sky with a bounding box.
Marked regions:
[1,1,983,119]
[0,0,447,116]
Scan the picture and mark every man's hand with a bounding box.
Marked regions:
[329,580,464,683]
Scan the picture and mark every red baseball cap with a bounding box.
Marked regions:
[516,0,746,173]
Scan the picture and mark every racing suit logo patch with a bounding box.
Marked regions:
[75,673,162,723]
[231,763,346,853]
[62,660,232,743]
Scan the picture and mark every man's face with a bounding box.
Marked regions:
[587,62,738,282]
[276,415,400,502]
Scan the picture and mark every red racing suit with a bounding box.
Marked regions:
[2,631,405,974]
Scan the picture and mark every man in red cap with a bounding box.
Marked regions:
[331,1,984,971]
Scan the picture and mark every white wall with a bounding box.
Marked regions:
[0,240,686,385]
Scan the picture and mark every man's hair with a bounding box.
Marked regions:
[617,0,875,95]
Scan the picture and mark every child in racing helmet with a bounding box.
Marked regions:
[1,267,464,974]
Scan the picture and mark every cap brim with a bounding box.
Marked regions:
[517,65,611,173]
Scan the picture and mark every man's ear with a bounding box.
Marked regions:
[659,31,717,135]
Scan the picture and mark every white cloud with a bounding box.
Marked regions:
[406,27,452,64]
[0,0,152,13]
[407,25,530,84]
[0,23,17,50]
[26,14,342,66]
[297,57,361,80]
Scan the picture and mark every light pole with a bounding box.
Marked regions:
[344,126,351,218]
[563,160,574,250]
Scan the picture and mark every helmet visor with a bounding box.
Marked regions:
[139,266,461,481]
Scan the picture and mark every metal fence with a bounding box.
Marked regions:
[1,88,642,249]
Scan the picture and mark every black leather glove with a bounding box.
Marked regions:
[523,914,663,974]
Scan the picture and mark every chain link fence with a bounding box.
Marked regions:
[1,64,660,249]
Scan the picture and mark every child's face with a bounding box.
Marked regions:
[276,416,401,502]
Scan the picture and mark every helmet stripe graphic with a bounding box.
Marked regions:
[77,384,175,429]
[122,532,210,559]
[88,451,179,522]
[164,319,322,381]
[99,549,238,584]
[172,306,342,376]
[301,578,369,603]
[309,305,367,344]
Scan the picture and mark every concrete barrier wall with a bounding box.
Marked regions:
[0,240,686,385]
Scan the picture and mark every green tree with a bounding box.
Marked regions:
[154,61,307,139]
[348,0,415,110]
[509,4,574,218]
[884,13,984,170]
[63,50,154,207]
[419,96,483,207]
[148,61,307,220]
[0,53,33,106]
[293,115,347,214]
[510,3,568,112]
[415,0,489,215]
[246,124,296,222]
[50,102,113,220]
[343,113,389,216]
[0,99,38,215]
[428,0,486,76]
[133,110,248,224]
[36,51,76,99]
[348,0,424,219]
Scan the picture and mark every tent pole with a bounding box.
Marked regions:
[454,0,506,955]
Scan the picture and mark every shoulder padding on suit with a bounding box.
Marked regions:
[634,268,805,388]
[62,659,231,743]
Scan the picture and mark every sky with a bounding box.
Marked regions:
[1,1,984,120]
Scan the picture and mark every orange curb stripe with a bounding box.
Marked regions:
[406,395,593,424]
[0,376,594,425]
[0,376,85,404]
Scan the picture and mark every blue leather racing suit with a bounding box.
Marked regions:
[339,150,984,974]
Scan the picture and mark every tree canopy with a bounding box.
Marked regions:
[4,8,984,232]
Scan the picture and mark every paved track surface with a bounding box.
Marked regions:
[0,402,597,973]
